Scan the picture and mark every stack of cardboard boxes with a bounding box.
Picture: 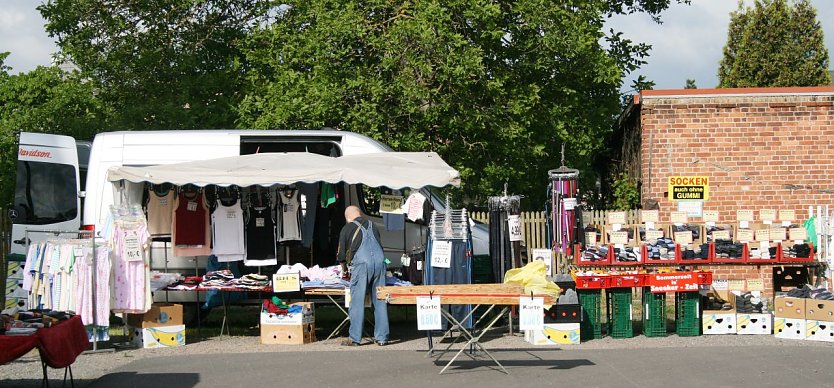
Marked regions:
[260,302,316,345]
[524,304,582,345]
[775,296,834,342]
[126,303,185,349]
[702,280,773,335]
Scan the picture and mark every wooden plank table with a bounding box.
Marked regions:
[377,284,557,374]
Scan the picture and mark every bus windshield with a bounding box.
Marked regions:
[13,160,78,225]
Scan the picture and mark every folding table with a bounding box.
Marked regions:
[304,287,374,340]
[377,284,556,374]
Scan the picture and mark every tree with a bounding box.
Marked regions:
[718,0,831,88]
[684,79,697,89]
[38,0,273,129]
[239,1,687,207]
[0,59,109,205]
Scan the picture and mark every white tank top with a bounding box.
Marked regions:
[147,189,174,236]
[278,189,302,242]
[211,200,246,262]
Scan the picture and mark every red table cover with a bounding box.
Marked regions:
[0,334,38,365]
[36,315,89,368]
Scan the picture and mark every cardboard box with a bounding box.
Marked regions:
[805,320,834,342]
[126,303,183,328]
[261,302,315,325]
[774,297,806,319]
[261,323,316,345]
[736,313,772,335]
[805,299,834,321]
[129,325,186,349]
[525,323,580,345]
[703,313,737,335]
[774,317,806,340]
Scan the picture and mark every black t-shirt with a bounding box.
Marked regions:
[337,217,382,263]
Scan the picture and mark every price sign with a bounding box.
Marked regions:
[712,230,731,240]
[703,211,720,223]
[760,209,776,222]
[124,236,143,262]
[737,209,754,221]
[737,229,753,242]
[610,231,629,245]
[416,296,442,330]
[379,195,403,213]
[770,228,786,241]
[746,279,764,291]
[779,209,795,221]
[671,211,688,225]
[641,210,659,223]
[519,297,544,331]
[713,279,728,291]
[789,227,807,241]
[674,231,693,245]
[273,273,301,292]
[532,249,553,276]
[431,240,452,268]
[728,279,745,291]
[645,230,664,241]
[754,229,770,242]
[585,232,598,245]
[607,211,626,225]
[563,198,577,210]
[508,215,522,242]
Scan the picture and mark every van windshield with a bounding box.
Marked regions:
[13,160,77,225]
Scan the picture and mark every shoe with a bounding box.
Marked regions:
[341,339,360,347]
[376,341,387,346]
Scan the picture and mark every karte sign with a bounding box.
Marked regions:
[646,273,700,293]
[668,176,710,201]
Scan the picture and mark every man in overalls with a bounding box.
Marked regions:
[337,206,390,346]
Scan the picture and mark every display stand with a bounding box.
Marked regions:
[24,228,114,354]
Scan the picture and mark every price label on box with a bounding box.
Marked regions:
[760,209,776,222]
[754,229,770,242]
[641,210,659,223]
[747,279,764,291]
[779,209,795,222]
[273,273,300,293]
[728,279,745,291]
[712,230,731,240]
[737,229,753,242]
[645,230,664,240]
[674,231,693,245]
[737,209,754,222]
[610,231,629,245]
[703,211,720,223]
[585,232,598,245]
[789,227,807,241]
[607,211,626,225]
[671,211,688,225]
[770,228,786,242]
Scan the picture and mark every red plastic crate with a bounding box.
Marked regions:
[745,242,779,263]
[778,242,816,263]
[712,242,748,264]
[576,244,612,266]
[642,244,678,265]
[608,274,644,288]
[695,271,713,285]
[575,275,611,289]
[676,244,713,265]
[610,246,643,266]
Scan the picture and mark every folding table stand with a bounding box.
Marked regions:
[430,304,511,374]
[305,288,373,340]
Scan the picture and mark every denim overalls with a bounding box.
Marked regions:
[348,220,389,344]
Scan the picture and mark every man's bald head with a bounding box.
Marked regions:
[345,206,362,222]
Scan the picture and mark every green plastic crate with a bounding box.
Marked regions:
[578,289,602,340]
[606,289,634,338]
[642,287,667,337]
[675,292,701,337]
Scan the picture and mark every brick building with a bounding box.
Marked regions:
[615,86,834,295]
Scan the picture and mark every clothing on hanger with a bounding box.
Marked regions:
[211,197,246,262]
[278,187,302,242]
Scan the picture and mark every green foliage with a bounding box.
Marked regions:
[718,0,831,88]
[684,79,697,89]
[239,0,684,207]
[38,0,274,129]
[611,173,640,210]
[0,62,109,205]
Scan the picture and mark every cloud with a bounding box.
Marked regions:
[0,1,58,74]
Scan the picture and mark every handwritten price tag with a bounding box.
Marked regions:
[746,279,764,291]
[703,211,720,223]
[273,273,300,292]
[607,211,626,225]
[789,227,807,241]
[779,209,795,221]
[379,195,403,213]
[770,228,786,241]
[645,230,664,241]
[585,232,598,245]
[712,230,731,240]
[508,215,522,242]
[754,229,770,242]
[671,211,688,224]
[124,236,143,262]
[737,210,754,221]
[519,297,544,331]
[641,210,659,223]
[610,231,629,245]
[760,209,776,222]
[737,229,753,242]
[431,240,452,268]
[416,296,442,330]
[674,231,693,245]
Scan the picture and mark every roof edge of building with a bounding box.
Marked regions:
[640,86,834,99]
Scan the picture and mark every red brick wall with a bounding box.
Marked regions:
[637,92,834,223]
[700,264,775,298]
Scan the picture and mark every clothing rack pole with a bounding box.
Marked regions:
[24,228,114,354]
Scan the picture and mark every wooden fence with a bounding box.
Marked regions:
[471,211,549,250]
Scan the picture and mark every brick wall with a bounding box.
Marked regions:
[634,89,834,222]
[700,265,775,297]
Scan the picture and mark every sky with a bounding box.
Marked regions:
[1,0,833,90]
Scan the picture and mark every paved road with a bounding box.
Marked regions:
[14,345,831,388]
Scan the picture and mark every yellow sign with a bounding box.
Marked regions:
[273,273,300,293]
[667,176,709,201]
[379,195,403,214]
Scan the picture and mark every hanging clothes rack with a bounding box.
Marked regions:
[547,146,580,259]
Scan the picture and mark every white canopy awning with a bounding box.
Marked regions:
[106,152,460,189]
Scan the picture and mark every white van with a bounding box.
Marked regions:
[10,130,487,274]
